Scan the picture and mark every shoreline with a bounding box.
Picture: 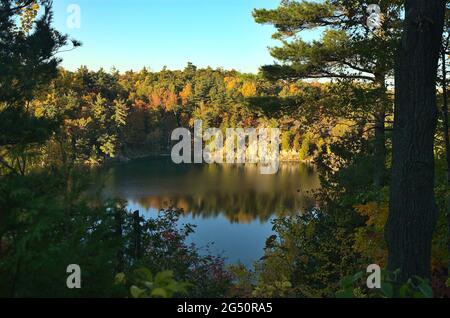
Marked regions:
[107,151,314,165]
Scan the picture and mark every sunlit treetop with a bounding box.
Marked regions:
[253,0,404,82]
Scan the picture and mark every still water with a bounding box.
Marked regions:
[99,157,320,266]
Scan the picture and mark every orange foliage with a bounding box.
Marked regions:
[164,90,178,111]
[180,83,192,106]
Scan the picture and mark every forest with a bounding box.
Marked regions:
[1,0,450,298]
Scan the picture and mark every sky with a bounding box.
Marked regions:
[50,0,289,74]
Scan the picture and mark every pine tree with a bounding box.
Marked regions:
[253,0,404,187]
[0,0,77,173]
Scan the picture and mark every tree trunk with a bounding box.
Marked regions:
[442,49,450,182]
[386,0,445,281]
[374,109,386,188]
[133,210,142,260]
[441,44,450,289]
[115,209,125,273]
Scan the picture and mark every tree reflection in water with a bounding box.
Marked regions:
[99,158,320,223]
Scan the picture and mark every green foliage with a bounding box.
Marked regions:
[253,0,400,189]
[253,0,402,81]
[116,268,189,298]
[0,170,122,297]
[281,130,292,151]
[25,65,357,165]
[143,211,233,297]
[298,132,312,161]
[0,168,232,297]
[0,0,73,106]
[1,0,449,299]
[0,106,58,147]
[228,264,295,298]
[229,204,365,298]
[0,0,76,175]
[336,270,433,298]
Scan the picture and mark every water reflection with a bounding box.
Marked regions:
[96,158,320,265]
[100,158,320,223]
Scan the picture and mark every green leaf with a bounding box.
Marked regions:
[352,271,364,282]
[130,285,145,298]
[134,268,153,282]
[167,281,189,295]
[155,270,174,285]
[151,287,169,298]
[417,282,433,298]
[340,275,354,288]
[380,282,394,298]
[412,291,426,298]
[398,284,410,298]
[143,281,154,289]
[114,272,126,285]
[335,289,355,298]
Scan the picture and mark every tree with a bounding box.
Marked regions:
[253,0,403,187]
[0,0,77,174]
[386,0,445,280]
[0,0,79,104]
[439,3,450,285]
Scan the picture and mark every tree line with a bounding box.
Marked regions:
[1,0,450,297]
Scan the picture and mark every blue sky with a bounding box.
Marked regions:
[51,0,288,73]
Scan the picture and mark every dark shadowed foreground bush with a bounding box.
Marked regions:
[0,171,232,298]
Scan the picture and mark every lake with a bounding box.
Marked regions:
[98,157,320,266]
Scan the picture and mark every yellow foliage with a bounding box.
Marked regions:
[288,83,299,95]
[353,202,389,266]
[330,119,355,139]
[32,92,57,118]
[19,1,40,33]
[65,117,92,129]
[354,202,388,231]
[240,81,257,97]
[224,76,241,91]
